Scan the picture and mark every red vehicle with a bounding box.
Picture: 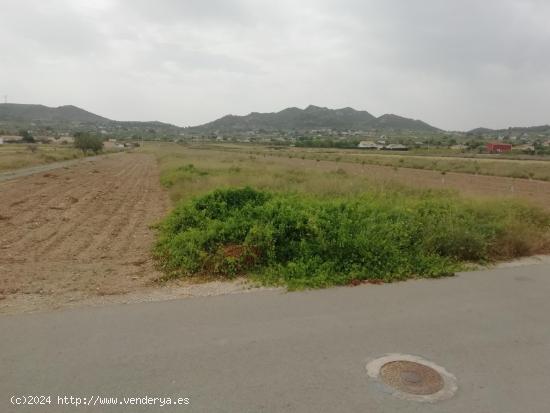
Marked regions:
[486,142,512,153]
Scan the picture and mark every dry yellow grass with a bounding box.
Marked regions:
[143,142,550,209]
[204,144,550,181]
[0,144,84,172]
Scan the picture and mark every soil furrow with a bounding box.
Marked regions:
[0,153,169,312]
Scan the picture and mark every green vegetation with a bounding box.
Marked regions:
[148,144,550,289]
[74,132,103,153]
[18,129,35,143]
[160,164,209,188]
[154,187,550,289]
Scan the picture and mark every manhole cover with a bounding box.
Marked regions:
[366,354,457,402]
[379,360,444,395]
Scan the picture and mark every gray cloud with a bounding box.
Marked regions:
[0,0,549,130]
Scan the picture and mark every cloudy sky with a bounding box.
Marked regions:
[1,0,549,130]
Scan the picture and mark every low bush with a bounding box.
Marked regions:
[160,164,209,188]
[153,187,550,289]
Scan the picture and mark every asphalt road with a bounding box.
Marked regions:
[2,262,550,412]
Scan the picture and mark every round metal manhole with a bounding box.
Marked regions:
[366,354,457,402]
[379,360,444,395]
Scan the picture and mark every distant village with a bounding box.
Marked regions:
[179,128,550,154]
[1,122,549,155]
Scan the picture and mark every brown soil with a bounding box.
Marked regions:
[0,153,171,312]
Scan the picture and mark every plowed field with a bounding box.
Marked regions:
[0,153,169,311]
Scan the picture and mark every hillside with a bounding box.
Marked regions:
[369,114,439,132]
[468,125,550,136]
[0,103,111,124]
[187,105,440,133]
[0,103,181,137]
[3,103,548,137]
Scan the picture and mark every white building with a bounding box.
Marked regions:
[358,140,382,149]
[384,144,409,151]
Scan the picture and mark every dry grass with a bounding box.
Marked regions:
[0,144,84,172]
[147,143,389,203]
[143,143,550,209]
[149,145,550,288]
[209,144,550,181]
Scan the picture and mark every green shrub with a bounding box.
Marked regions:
[74,132,103,153]
[153,187,550,289]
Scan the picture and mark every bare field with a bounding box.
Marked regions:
[0,153,171,312]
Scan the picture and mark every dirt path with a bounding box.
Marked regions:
[0,154,174,312]
[0,153,107,183]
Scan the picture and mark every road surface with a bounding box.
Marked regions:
[1,261,549,412]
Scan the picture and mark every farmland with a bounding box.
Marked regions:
[1,142,549,312]
[0,153,169,312]
[0,144,84,172]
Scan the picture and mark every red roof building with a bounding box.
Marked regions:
[486,142,512,153]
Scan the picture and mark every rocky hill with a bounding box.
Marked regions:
[188,105,440,133]
[0,103,111,124]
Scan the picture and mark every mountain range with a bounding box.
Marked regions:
[0,103,180,134]
[0,104,110,124]
[468,124,550,136]
[186,105,440,133]
[0,103,441,133]
[2,103,548,136]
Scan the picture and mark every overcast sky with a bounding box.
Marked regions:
[1,0,549,130]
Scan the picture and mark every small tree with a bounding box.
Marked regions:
[74,132,103,154]
[19,129,35,143]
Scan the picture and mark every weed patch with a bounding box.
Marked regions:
[153,187,550,289]
[160,163,209,188]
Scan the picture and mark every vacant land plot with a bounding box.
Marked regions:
[146,143,550,289]
[151,143,550,209]
[210,144,550,181]
[0,144,85,172]
[3,143,549,311]
[0,153,170,312]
